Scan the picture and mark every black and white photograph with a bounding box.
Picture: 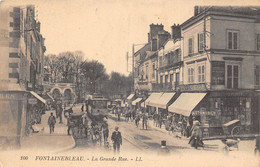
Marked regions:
[0,0,259,166]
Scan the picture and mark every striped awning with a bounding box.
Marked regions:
[132,98,142,105]
[30,91,46,104]
[168,93,207,117]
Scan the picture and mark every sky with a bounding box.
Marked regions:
[2,0,260,75]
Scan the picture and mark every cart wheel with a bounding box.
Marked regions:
[231,126,241,137]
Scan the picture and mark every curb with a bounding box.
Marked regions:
[53,135,76,154]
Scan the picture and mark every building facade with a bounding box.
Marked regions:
[0,3,46,148]
[133,6,260,135]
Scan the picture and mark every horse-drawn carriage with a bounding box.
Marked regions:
[222,119,241,137]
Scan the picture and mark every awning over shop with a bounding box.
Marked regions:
[47,93,54,101]
[132,98,142,105]
[30,91,46,104]
[127,94,135,100]
[168,93,207,117]
[155,92,176,109]
[146,92,163,107]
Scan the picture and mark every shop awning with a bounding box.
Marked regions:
[155,92,176,109]
[168,93,207,117]
[30,91,46,104]
[146,92,163,107]
[47,93,54,101]
[127,94,135,100]
[132,98,142,105]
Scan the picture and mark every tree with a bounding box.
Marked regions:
[80,60,108,94]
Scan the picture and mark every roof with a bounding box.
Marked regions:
[134,43,151,58]
[181,6,260,30]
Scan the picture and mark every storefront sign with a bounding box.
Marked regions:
[0,92,16,100]
[28,98,37,105]
[179,83,207,91]
[192,110,217,116]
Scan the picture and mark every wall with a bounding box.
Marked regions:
[210,15,257,51]
[182,17,211,58]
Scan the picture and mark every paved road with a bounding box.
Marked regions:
[68,113,256,155]
[61,110,259,167]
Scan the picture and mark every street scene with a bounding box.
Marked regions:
[0,0,260,167]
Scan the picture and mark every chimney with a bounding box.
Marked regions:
[194,6,199,16]
[149,23,164,43]
[171,24,181,41]
[151,38,157,51]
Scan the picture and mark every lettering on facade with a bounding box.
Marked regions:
[179,83,207,91]
[0,93,16,100]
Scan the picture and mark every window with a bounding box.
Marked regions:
[198,64,205,83]
[255,65,260,85]
[159,57,162,67]
[165,75,168,84]
[175,73,179,86]
[188,67,194,83]
[198,33,204,51]
[152,64,155,78]
[227,30,239,50]
[160,75,163,84]
[256,34,260,51]
[170,74,173,84]
[145,65,148,79]
[188,38,193,54]
[226,64,239,89]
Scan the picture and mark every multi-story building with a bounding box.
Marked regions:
[134,6,260,136]
[0,3,46,147]
[168,6,260,135]
[156,24,183,92]
[134,24,170,94]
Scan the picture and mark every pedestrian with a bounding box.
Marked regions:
[83,117,88,137]
[103,123,109,144]
[67,113,73,135]
[117,107,121,121]
[111,126,122,154]
[158,115,163,128]
[135,115,140,128]
[58,104,63,124]
[142,114,148,130]
[48,112,56,134]
[81,104,84,112]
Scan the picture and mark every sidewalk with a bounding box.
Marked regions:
[20,108,77,153]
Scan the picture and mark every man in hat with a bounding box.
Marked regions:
[111,126,122,154]
[48,112,56,134]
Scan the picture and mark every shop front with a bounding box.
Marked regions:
[26,91,46,135]
[0,90,28,149]
[145,92,163,115]
[168,90,258,136]
[193,90,258,135]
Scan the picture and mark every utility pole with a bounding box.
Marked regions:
[132,44,135,92]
